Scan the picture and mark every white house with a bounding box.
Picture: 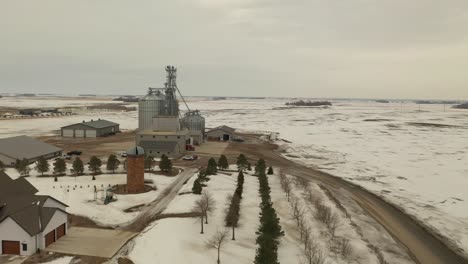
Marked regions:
[0,172,69,256]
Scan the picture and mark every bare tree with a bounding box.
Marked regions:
[193,196,207,234]
[280,174,292,202]
[335,237,353,259]
[303,242,326,264]
[203,191,216,224]
[206,229,229,264]
[192,191,217,233]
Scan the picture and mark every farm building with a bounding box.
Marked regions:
[136,129,189,158]
[206,125,235,141]
[61,119,120,138]
[0,171,69,256]
[0,136,62,167]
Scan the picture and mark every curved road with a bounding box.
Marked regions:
[226,138,468,264]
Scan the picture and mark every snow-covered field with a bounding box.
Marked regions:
[1,96,467,253]
[129,171,261,264]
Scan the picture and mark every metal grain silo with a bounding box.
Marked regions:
[181,110,205,132]
[138,89,165,130]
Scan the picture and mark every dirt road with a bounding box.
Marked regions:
[224,136,468,264]
[121,168,197,232]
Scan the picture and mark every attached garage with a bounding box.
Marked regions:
[2,240,20,255]
[45,230,56,247]
[56,224,66,240]
[62,129,74,137]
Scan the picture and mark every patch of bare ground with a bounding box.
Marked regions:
[113,184,155,195]
[69,215,113,230]
[37,130,136,161]
[406,122,461,128]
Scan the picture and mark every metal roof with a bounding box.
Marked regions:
[0,135,62,160]
[208,125,235,134]
[139,141,178,152]
[126,146,145,156]
[0,172,69,236]
[62,119,119,129]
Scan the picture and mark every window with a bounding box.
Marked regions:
[153,136,155,138]
[150,151,152,154]
[22,243,27,251]
[177,136,180,139]
[165,136,168,139]
[140,135,143,138]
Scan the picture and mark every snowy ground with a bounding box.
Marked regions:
[128,170,261,264]
[5,167,177,227]
[1,96,467,253]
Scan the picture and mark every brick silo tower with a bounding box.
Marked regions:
[126,146,145,193]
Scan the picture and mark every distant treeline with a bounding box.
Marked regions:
[453,103,468,109]
[285,100,332,107]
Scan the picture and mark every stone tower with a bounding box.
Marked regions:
[126,146,145,193]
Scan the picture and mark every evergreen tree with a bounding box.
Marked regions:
[159,154,173,173]
[192,178,202,194]
[53,158,66,176]
[35,156,49,176]
[145,155,154,171]
[106,154,120,173]
[16,159,31,176]
[247,162,252,171]
[198,169,209,182]
[0,160,5,172]
[236,154,248,171]
[255,159,266,175]
[88,156,102,176]
[267,166,274,175]
[72,157,84,176]
[218,155,229,170]
[206,158,218,175]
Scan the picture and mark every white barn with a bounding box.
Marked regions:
[0,172,69,256]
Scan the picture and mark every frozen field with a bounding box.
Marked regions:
[1,96,467,252]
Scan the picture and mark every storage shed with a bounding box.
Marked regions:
[0,136,62,167]
[206,125,235,141]
[61,119,119,138]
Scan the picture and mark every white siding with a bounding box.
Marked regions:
[62,129,74,137]
[86,130,97,137]
[43,198,67,211]
[75,130,84,137]
[41,210,68,249]
[0,217,36,256]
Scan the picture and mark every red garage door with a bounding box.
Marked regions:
[2,241,20,255]
[56,224,66,240]
[45,230,55,247]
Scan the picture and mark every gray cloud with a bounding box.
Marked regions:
[1,0,467,99]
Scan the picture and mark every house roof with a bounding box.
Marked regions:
[139,141,178,152]
[0,172,69,236]
[0,135,62,161]
[62,119,119,130]
[207,125,235,134]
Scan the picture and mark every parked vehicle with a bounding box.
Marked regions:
[62,154,72,160]
[182,155,198,161]
[233,136,245,142]
[120,152,127,158]
[186,144,195,151]
[67,150,82,155]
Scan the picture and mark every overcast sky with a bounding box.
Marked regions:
[1,0,468,99]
